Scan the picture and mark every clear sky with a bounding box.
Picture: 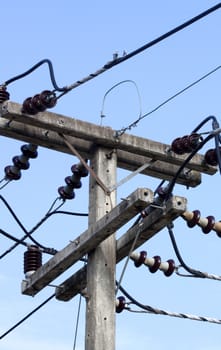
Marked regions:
[0,1,221,349]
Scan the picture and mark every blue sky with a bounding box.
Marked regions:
[0,1,221,349]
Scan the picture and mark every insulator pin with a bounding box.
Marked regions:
[134,250,147,267]
[182,210,221,237]
[131,251,175,277]
[24,245,42,278]
[116,296,127,313]
[187,209,201,228]
[0,85,10,103]
[171,133,201,155]
[4,143,38,181]
[22,90,57,115]
[149,256,161,273]
[202,215,215,234]
[4,165,21,180]
[21,144,38,158]
[58,161,88,200]
[163,259,176,277]
[204,148,221,166]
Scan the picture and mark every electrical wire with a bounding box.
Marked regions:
[100,79,142,126]
[0,195,88,259]
[72,294,83,350]
[116,223,143,296]
[165,124,221,199]
[0,195,57,255]
[0,228,28,247]
[176,266,221,281]
[57,3,221,100]
[167,223,221,282]
[3,5,218,100]
[114,65,221,137]
[4,59,67,92]
[0,293,55,340]
[167,223,205,277]
[116,282,221,325]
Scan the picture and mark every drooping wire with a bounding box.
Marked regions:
[0,195,57,255]
[0,293,55,340]
[0,195,88,259]
[165,123,221,199]
[4,59,67,92]
[116,282,221,324]
[114,65,221,137]
[100,80,142,126]
[191,115,221,173]
[116,223,143,296]
[0,228,28,247]
[167,222,221,281]
[167,223,205,277]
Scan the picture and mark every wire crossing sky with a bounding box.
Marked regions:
[0,2,221,350]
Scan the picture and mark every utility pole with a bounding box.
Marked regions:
[86,146,117,350]
[0,101,217,349]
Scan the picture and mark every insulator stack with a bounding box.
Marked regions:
[0,85,10,103]
[58,161,89,200]
[204,148,221,166]
[4,143,38,181]
[130,251,175,277]
[171,133,201,155]
[22,90,57,115]
[24,245,42,278]
[116,296,127,313]
[182,210,221,237]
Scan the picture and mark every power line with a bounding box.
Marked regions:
[0,293,55,340]
[0,194,88,259]
[2,4,220,101]
[58,3,221,98]
[4,59,67,92]
[117,283,221,325]
[114,65,221,137]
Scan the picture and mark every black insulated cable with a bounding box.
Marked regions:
[4,59,67,92]
[0,293,55,340]
[105,3,221,69]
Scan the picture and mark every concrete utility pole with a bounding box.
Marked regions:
[86,146,117,350]
[0,101,217,350]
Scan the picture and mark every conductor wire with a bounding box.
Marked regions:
[100,80,142,126]
[116,223,143,296]
[56,4,221,100]
[0,293,55,340]
[115,65,221,137]
[4,59,67,92]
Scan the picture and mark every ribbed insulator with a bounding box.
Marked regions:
[182,210,221,236]
[0,85,10,103]
[171,133,201,155]
[24,245,42,278]
[131,251,175,277]
[116,296,127,313]
[58,161,88,200]
[204,148,221,166]
[4,144,38,181]
[22,90,57,115]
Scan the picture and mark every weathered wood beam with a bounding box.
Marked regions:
[56,194,187,301]
[0,113,202,187]
[0,101,216,175]
[21,187,153,296]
